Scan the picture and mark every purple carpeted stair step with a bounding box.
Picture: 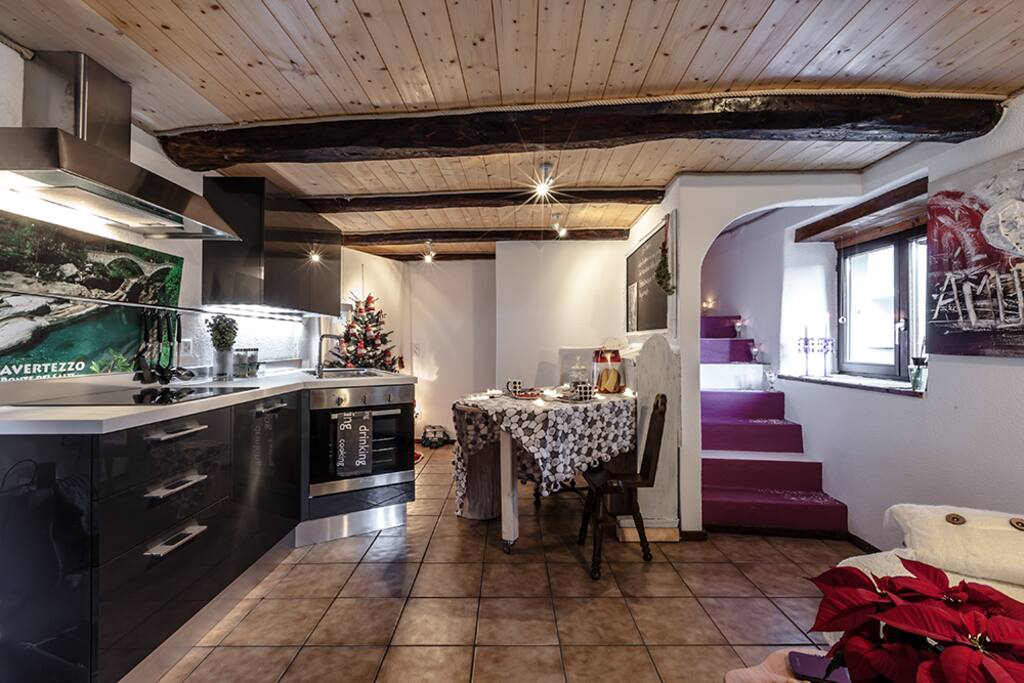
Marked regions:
[702,418,804,452]
[700,338,754,363]
[703,458,822,491]
[701,390,785,420]
[700,315,740,339]
[702,485,848,533]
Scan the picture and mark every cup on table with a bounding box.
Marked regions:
[506,379,524,394]
[571,381,595,401]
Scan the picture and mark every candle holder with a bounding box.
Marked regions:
[797,331,835,377]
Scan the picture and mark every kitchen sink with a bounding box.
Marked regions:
[305,367,397,379]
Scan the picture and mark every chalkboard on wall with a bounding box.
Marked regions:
[626,214,672,333]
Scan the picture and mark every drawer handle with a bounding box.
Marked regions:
[144,473,208,500]
[255,401,288,416]
[143,523,207,558]
[146,424,209,443]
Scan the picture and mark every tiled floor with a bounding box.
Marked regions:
[161,446,861,682]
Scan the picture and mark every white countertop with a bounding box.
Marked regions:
[0,370,417,435]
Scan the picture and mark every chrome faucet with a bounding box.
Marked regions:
[316,334,344,378]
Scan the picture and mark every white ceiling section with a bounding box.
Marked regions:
[2,0,1020,257]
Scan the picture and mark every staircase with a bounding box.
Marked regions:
[699,315,847,534]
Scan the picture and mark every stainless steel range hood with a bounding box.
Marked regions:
[0,51,237,240]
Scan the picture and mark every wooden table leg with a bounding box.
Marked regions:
[499,430,519,553]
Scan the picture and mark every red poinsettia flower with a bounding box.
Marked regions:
[810,566,893,632]
[875,558,970,605]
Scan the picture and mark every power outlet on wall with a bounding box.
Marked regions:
[181,338,193,357]
[413,343,421,356]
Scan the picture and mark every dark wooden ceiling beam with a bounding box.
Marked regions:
[384,252,496,262]
[303,187,663,213]
[341,228,630,246]
[794,176,928,243]
[159,95,1003,171]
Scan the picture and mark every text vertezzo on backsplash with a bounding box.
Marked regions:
[0,360,87,381]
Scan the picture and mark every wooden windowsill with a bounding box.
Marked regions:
[778,373,924,398]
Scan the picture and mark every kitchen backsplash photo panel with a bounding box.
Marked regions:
[0,211,183,381]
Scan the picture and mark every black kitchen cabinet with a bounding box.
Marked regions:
[0,435,93,683]
[202,178,342,316]
[232,392,301,527]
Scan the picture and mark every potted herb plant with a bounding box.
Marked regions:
[205,314,238,381]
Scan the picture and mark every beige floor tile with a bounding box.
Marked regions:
[391,597,479,645]
[610,562,691,597]
[380,515,436,537]
[476,597,559,645]
[599,539,668,563]
[416,484,453,499]
[307,598,405,645]
[376,646,473,683]
[473,645,565,682]
[543,533,594,564]
[699,598,811,645]
[432,516,490,539]
[625,597,726,645]
[411,563,483,597]
[339,562,419,597]
[553,598,642,645]
[408,498,446,516]
[301,535,374,564]
[772,597,828,644]
[362,534,429,563]
[416,473,455,486]
[244,564,293,599]
[157,647,211,682]
[648,645,746,682]
[737,562,821,597]
[186,646,297,683]
[659,541,729,563]
[547,562,621,597]
[280,646,384,682]
[481,562,551,597]
[484,530,547,563]
[221,598,330,646]
[280,546,311,564]
[560,645,660,683]
[196,599,260,646]
[765,537,850,564]
[267,563,356,599]
[424,533,486,562]
[676,562,762,597]
[709,535,788,563]
[822,539,864,562]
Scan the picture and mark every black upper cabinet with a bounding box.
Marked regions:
[202,177,342,316]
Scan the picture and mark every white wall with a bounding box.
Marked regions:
[698,94,1024,548]
[495,241,626,387]
[409,260,496,431]
[702,207,826,370]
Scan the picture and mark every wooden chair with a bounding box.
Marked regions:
[577,393,667,579]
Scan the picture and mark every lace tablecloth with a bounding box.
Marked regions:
[451,393,635,516]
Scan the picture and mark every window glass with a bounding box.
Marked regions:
[909,236,928,359]
[844,244,895,365]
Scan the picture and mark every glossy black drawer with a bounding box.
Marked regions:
[95,499,237,683]
[93,451,231,564]
[94,408,231,500]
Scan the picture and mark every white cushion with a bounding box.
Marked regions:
[885,504,1024,586]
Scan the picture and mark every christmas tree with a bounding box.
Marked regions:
[329,293,401,371]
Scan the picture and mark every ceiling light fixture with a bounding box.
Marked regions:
[534,161,555,199]
[423,240,436,263]
[308,249,322,263]
[552,211,567,238]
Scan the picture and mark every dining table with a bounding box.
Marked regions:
[452,389,636,552]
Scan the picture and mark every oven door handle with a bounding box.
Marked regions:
[370,409,403,417]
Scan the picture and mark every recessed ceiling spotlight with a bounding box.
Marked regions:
[308,250,322,263]
[423,240,436,263]
[534,161,555,198]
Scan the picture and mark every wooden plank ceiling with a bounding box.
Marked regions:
[3,0,1023,258]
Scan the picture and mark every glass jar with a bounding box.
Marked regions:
[592,348,623,393]
[568,355,590,385]
[909,359,928,392]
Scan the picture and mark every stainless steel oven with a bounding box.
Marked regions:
[307,384,415,507]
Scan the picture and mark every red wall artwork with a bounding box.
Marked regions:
[928,151,1024,356]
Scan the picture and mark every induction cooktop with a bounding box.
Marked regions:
[16,385,257,406]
